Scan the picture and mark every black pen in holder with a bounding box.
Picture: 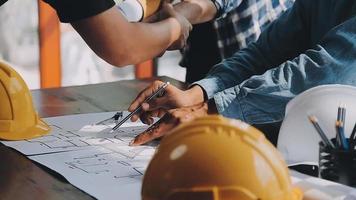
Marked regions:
[319,138,356,187]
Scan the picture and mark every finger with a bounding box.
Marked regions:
[129,82,172,122]
[132,96,167,121]
[139,109,165,120]
[128,81,164,112]
[141,102,150,111]
[130,114,140,122]
[139,111,153,125]
[161,2,175,17]
[130,102,149,122]
[137,109,161,123]
[157,109,167,118]
[146,110,160,118]
[129,115,175,146]
[188,22,193,31]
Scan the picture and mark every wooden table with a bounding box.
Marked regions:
[0,76,285,199]
[0,76,184,200]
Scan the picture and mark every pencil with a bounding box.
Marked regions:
[308,115,335,149]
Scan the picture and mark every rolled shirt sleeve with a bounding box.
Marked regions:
[211,16,356,124]
[43,0,115,23]
[194,0,356,124]
[194,0,311,99]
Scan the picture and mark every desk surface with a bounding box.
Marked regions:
[1,77,355,199]
[0,76,184,200]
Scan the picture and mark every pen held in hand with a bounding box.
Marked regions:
[110,82,170,132]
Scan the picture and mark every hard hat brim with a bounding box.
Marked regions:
[0,117,51,141]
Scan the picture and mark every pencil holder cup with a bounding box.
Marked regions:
[319,138,356,187]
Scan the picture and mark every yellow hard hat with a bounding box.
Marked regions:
[138,0,161,19]
[142,115,302,200]
[0,61,50,140]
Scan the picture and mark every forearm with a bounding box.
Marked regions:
[210,16,356,124]
[173,0,217,24]
[72,7,181,67]
[194,0,310,98]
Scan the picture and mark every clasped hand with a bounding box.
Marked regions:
[145,2,192,51]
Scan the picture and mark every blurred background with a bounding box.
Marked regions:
[0,0,186,90]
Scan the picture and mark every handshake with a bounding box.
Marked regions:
[117,0,193,50]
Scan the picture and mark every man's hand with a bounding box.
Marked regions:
[128,80,205,124]
[145,3,192,50]
[129,102,209,146]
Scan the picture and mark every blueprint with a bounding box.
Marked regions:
[3,112,355,200]
[1,112,156,200]
[2,112,149,155]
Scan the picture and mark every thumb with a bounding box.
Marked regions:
[161,2,175,16]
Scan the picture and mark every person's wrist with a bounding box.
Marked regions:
[166,17,181,43]
[186,85,205,105]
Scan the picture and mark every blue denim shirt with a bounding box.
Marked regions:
[195,0,356,124]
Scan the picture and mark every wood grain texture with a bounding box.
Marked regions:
[0,77,184,199]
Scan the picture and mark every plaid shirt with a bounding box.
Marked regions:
[214,0,295,59]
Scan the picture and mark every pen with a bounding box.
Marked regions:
[111,82,170,132]
[341,104,346,127]
[335,104,348,150]
[336,120,349,150]
[337,105,342,121]
[336,106,341,147]
[308,115,335,149]
[335,105,344,148]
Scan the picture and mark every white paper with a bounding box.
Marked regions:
[1,112,156,200]
[1,112,149,155]
[291,170,356,199]
[2,111,355,200]
[30,146,153,200]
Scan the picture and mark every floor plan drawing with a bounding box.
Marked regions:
[2,112,150,156]
[1,112,156,200]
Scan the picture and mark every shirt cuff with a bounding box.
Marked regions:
[213,86,245,121]
[192,76,226,99]
[213,85,285,124]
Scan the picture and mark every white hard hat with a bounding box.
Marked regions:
[277,84,356,165]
